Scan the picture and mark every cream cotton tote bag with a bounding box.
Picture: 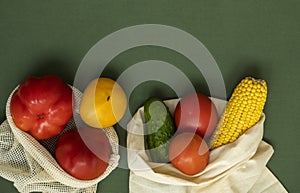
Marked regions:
[127,98,287,193]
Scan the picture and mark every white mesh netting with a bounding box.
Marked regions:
[0,86,120,193]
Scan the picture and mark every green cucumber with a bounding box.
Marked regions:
[144,97,176,163]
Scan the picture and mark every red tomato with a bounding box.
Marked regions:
[55,128,111,180]
[10,75,73,140]
[169,132,209,175]
[174,93,218,138]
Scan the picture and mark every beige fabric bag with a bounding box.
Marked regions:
[127,98,287,193]
[0,86,120,193]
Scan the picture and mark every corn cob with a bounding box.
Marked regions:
[209,76,267,149]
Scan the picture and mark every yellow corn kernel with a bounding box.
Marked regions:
[209,76,267,149]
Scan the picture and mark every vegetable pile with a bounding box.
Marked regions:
[143,76,268,175]
[9,74,268,179]
[9,75,127,180]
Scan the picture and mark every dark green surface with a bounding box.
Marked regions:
[0,1,299,192]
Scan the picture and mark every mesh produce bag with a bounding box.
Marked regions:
[0,86,120,193]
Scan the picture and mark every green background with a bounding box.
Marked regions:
[0,0,299,192]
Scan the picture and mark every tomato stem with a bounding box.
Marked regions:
[38,113,45,119]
